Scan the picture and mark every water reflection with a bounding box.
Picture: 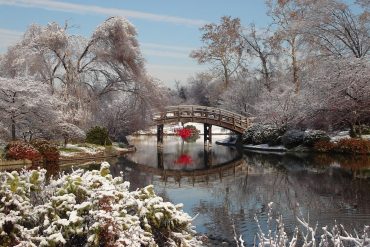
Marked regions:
[110,136,370,244]
[127,135,242,171]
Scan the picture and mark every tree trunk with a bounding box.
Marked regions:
[349,123,357,138]
[291,37,300,94]
[11,118,16,141]
[223,64,229,88]
[261,56,271,92]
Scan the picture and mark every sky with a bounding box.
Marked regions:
[0,0,271,87]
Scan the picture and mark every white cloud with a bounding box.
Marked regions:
[0,28,23,51]
[0,0,207,27]
[141,43,195,59]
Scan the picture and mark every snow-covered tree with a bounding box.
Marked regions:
[357,0,370,6]
[0,17,163,135]
[0,77,62,141]
[191,16,245,87]
[53,122,86,146]
[304,58,370,134]
[186,73,221,106]
[242,24,277,91]
[298,0,370,59]
[221,78,262,117]
[267,0,308,93]
[256,83,306,127]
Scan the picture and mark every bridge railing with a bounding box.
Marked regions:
[153,105,250,131]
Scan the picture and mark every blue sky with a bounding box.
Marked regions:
[0,0,270,86]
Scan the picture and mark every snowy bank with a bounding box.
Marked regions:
[243,144,287,152]
[59,143,135,159]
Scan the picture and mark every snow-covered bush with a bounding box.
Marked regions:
[303,130,330,147]
[243,124,285,145]
[251,202,370,247]
[0,162,200,246]
[54,123,86,146]
[281,130,304,149]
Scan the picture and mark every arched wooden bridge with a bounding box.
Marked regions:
[153,105,251,144]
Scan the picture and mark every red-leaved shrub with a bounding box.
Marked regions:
[335,138,370,154]
[175,125,200,143]
[5,141,41,161]
[313,140,336,152]
[314,138,370,154]
[30,139,60,162]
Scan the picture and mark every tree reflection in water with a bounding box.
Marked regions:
[107,136,370,244]
[25,135,367,245]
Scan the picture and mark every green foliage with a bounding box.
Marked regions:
[85,126,112,146]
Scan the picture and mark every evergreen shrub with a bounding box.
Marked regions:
[85,126,112,146]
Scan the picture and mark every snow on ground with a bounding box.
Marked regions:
[67,144,105,154]
[59,143,131,158]
[330,130,370,141]
[243,144,287,152]
[330,131,351,141]
[59,151,77,157]
[60,144,106,158]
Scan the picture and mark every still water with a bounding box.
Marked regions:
[109,135,370,244]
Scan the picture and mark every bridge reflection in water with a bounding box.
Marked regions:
[141,147,245,186]
[153,105,252,146]
[107,135,370,245]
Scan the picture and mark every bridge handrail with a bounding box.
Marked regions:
[156,105,248,120]
[152,105,251,133]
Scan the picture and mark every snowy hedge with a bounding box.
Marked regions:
[0,162,201,246]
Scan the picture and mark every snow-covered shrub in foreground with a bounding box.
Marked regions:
[0,162,201,246]
[236,202,370,247]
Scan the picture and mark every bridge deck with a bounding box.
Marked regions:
[153,105,251,133]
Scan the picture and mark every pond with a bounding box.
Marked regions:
[100,135,370,244]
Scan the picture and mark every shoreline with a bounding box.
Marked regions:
[216,137,370,155]
[0,145,136,170]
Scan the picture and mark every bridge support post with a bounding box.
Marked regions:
[204,146,212,168]
[157,147,164,169]
[157,124,164,146]
[204,123,212,146]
